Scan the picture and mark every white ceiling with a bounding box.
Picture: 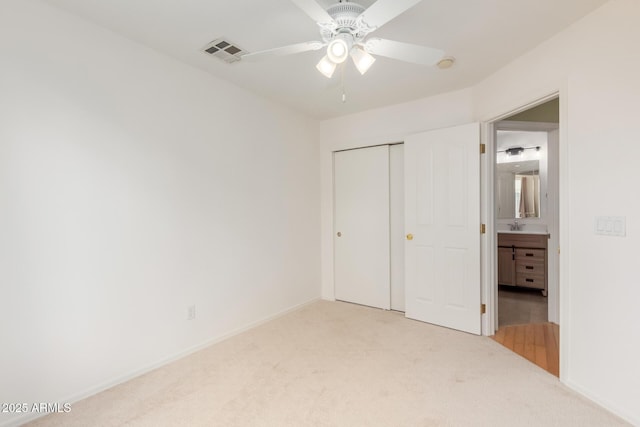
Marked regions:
[42,0,608,119]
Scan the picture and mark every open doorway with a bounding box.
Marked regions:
[490,97,560,376]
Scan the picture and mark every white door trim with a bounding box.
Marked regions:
[479,87,570,383]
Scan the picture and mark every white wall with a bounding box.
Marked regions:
[474,0,640,423]
[319,89,475,300]
[320,0,640,423]
[0,1,320,426]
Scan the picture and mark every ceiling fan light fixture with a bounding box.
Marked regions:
[350,47,376,75]
[327,38,348,63]
[316,55,337,78]
[326,34,353,64]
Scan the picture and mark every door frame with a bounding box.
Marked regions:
[480,88,569,381]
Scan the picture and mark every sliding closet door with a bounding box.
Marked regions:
[390,144,405,311]
[334,146,390,310]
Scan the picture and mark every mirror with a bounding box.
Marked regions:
[496,129,547,220]
[496,160,540,219]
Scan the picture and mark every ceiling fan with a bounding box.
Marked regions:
[241,0,449,78]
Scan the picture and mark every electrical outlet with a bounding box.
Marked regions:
[187,305,196,320]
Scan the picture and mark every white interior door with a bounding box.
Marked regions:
[404,123,481,334]
[334,146,390,310]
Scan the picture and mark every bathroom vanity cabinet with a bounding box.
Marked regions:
[498,233,548,296]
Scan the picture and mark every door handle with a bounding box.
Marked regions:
[406,234,414,241]
[336,232,342,237]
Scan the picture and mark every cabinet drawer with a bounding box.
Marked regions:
[498,233,547,249]
[515,248,545,261]
[516,260,545,275]
[516,274,545,289]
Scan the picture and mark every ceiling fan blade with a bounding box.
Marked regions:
[359,0,423,30]
[365,38,444,66]
[242,41,324,62]
[290,0,333,23]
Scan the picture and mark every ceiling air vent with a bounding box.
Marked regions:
[202,38,246,64]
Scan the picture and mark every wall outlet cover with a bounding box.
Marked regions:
[595,216,626,237]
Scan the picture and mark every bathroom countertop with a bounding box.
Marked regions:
[497,230,549,235]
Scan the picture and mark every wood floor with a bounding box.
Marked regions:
[492,322,559,377]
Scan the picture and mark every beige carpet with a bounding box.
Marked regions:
[28,300,627,427]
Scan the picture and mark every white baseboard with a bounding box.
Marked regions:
[0,297,320,427]
[563,378,638,426]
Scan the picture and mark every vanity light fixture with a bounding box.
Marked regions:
[501,146,541,156]
[498,145,540,156]
[505,147,525,156]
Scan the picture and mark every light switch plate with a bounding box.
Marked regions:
[595,216,626,237]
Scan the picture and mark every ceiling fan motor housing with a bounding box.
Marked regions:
[328,2,365,28]
[321,2,373,43]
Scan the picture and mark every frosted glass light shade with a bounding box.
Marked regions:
[350,47,376,75]
[316,55,336,78]
[327,38,349,64]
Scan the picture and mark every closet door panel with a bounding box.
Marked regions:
[334,146,390,310]
[390,144,405,311]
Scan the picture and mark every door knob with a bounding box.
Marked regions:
[337,232,342,237]
[406,233,413,241]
